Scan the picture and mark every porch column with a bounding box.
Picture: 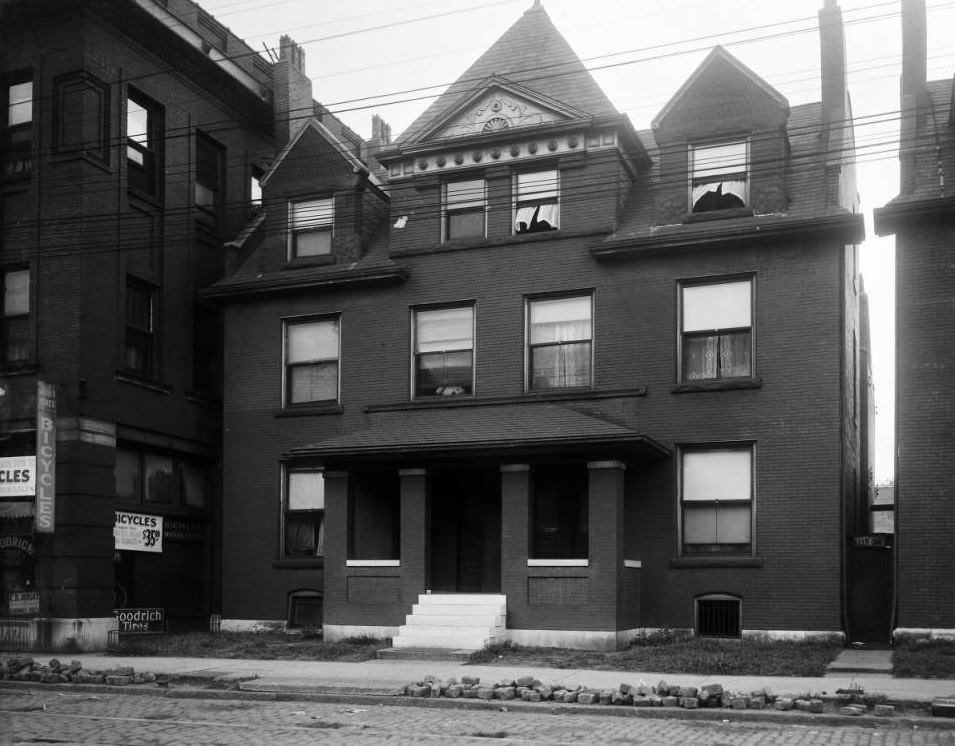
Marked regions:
[399,468,429,605]
[500,464,530,606]
[588,460,626,630]
[322,470,350,621]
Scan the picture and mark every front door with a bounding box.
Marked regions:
[429,468,501,593]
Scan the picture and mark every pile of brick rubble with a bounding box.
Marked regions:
[400,675,897,717]
[1,657,158,686]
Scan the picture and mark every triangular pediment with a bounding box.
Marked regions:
[411,78,589,145]
[652,47,789,139]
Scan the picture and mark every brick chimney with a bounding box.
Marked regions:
[363,114,392,179]
[818,0,849,131]
[900,0,928,192]
[274,35,313,146]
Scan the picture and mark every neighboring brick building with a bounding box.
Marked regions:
[0,0,277,649]
[875,0,955,638]
[208,0,871,648]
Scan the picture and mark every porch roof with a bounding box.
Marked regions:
[289,403,670,465]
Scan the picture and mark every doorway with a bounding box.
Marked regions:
[428,468,501,593]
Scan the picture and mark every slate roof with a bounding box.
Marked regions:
[290,403,669,462]
[396,2,618,146]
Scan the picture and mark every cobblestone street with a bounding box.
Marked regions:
[2,688,954,746]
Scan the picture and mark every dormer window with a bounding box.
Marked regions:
[443,179,486,241]
[690,140,748,213]
[515,170,559,234]
[289,198,334,258]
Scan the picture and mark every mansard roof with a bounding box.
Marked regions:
[396,2,618,147]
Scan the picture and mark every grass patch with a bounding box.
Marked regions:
[470,637,841,677]
[893,639,955,678]
[114,631,386,662]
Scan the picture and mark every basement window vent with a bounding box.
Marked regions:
[288,590,323,629]
[695,594,741,638]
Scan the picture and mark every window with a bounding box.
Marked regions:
[680,279,752,381]
[413,305,474,398]
[126,89,160,195]
[515,170,559,233]
[690,140,748,213]
[284,469,325,558]
[195,131,223,219]
[680,447,753,555]
[3,74,33,176]
[250,166,264,208]
[114,446,207,508]
[696,594,742,637]
[531,465,588,559]
[284,317,339,405]
[443,179,485,240]
[527,295,592,390]
[125,278,155,377]
[289,198,334,258]
[288,591,323,627]
[2,269,30,365]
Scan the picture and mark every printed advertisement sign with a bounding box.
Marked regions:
[8,591,40,616]
[114,511,163,553]
[114,607,165,633]
[35,381,56,533]
[0,456,36,497]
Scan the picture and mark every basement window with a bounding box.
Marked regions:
[695,594,741,637]
[288,590,322,628]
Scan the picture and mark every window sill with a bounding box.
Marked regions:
[346,559,400,567]
[390,227,609,258]
[367,387,647,412]
[669,557,763,569]
[184,391,222,407]
[671,377,761,394]
[273,558,324,570]
[527,558,588,567]
[0,363,39,377]
[114,371,172,395]
[284,255,336,269]
[127,185,162,208]
[275,403,343,418]
[682,207,754,223]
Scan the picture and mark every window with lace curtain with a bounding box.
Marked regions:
[680,278,753,382]
[527,294,592,390]
[514,170,559,234]
[283,469,325,559]
[413,304,474,398]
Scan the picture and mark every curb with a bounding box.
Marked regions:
[2,680,953,730]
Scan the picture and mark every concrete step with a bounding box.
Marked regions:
[393,628,504,649]
[406,613,506,627]
[415,593,506,606]
[376,647,476,662]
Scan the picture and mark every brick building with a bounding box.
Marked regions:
[874,0,955,638]
[208,1,871,649]
[0,0,279,649]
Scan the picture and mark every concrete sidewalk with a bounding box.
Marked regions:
[9,652,955,704]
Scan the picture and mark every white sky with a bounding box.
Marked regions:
[205,0,955,483]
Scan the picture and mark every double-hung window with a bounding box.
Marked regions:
[194,131,223,219]
[689,140,748,213]
[681,447,753,555]
[515,170,559,234]
[443,179,485,240]
[124,278,155,377]
[1,268,30,365]
[126,90,160,195]
[527,295,592,390]
[289,198,334,258]
[680,279,752,381]
[285,317,339,405]
[4,74,33,176]
[413,305,474,397]
[283,469,325,558]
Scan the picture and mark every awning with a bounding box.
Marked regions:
[289,402,669,466]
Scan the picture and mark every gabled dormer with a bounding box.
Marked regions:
[377,1,649,253]
[651,47,790,224]
[255,118,388,269]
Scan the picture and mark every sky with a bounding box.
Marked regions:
[203,0,955,483]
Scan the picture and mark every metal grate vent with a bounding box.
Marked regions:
[696,597,741,637]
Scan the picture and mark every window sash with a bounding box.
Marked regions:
[7,81,32,127]
[288,471,325,511]
[126,98,150,148]
[3,270,29,317]
[415,306,472,353]
[682,330,752,380]
[683,449,751,502]
[125,283,153,332]
[530,341,591,389]
[692,141,747,180]
[285,470,325,558]
[681,448,753,554]
[517,171,558,202]
[445,179,485,210]
[682,281,751,332]
[287,319,338,363]
[291,199,334,229]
